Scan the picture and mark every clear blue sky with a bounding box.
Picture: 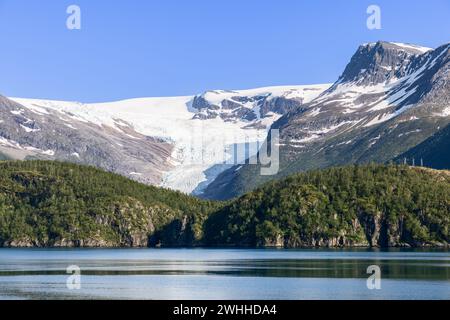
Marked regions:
[0,0,448,102]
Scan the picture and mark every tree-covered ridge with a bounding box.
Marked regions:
[205,164,450,247]
[0,161,448,248]
[0,160,218,247]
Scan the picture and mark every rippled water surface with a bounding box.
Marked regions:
[0,248,448,300]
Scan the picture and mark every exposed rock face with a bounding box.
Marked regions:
[2,239,35,248]
[259,96,305,117]
[338,42,425,85]
[191,91,265,122]
[357,211,382,247]
[190,86,328,125]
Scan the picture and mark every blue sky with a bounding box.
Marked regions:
[0,0,448,102]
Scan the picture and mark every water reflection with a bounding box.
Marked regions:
[0,248,448,300]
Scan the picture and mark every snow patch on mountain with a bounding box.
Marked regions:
[0,135,55,157]
[390,42,433,54]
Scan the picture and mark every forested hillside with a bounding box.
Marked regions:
[0,161,218,247]
[205,164,450,247]
[0,161,448,248]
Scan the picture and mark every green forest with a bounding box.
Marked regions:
[0,161,448,248]
[0,160,218,247]
[205,164,450,247]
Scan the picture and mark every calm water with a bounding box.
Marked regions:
[0,248,448,300]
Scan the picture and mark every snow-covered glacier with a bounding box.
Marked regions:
[8,84,330,194]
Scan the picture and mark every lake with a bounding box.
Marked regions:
[0,248,448,300]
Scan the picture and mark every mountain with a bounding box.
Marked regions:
[0,161,448,248]
[396,123,450,169]
[2,85,329,195]
[203,41,450,200]
[0,95,173,186]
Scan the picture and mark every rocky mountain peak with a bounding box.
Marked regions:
[335,41,432,86]
[202,41,449,200]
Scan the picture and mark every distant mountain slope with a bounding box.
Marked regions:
[396,123,450,169]
[203,41,450,200]
[0,95,173,186]
[0,161,448,248]
[4,84,330,194]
